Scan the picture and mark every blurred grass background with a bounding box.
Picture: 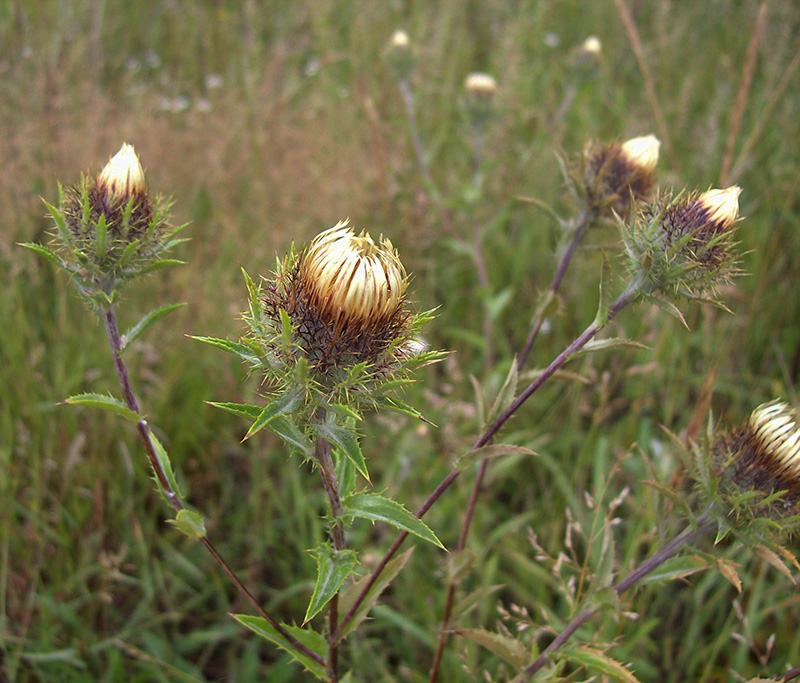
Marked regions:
[2,0,800,680]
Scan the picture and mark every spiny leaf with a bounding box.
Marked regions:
[343,493,443,548]
[121,303,186,353]
[564,645,642,683]
[243,386,306,441]
[150,433,182,502]
[169,509,206,540]
[456,444,538,471]
[339,548,414,638]
[62,393,140,423]
[270,416,314,457]
[452,628,528,668]
[191,336,263,367]
[304,546,360,623]
[20,242,64,268]
[206,401,262,420]
[233,615,327,680]
[313,422,368,480]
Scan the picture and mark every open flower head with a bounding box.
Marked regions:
[261,221,423,383]
[712,401,800,522]
[464,72,498,126]
[582,134,660,218]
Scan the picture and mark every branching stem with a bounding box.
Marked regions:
[101,305,324,668]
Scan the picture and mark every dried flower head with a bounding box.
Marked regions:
[262,221,414,380]
[713,401,800,519]
[582,135,660,218]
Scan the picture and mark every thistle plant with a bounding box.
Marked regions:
[518,400,800,680]
[199,220,444,680]
[518,133,661,368]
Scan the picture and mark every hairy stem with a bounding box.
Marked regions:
[519,515,715,680]
[314,423,345,682]
[101,306,324,668]
[339,285,642,638]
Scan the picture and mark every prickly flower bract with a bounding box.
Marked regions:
[621,186,741,304]
[30,143,185,308]
[248,221,442,412]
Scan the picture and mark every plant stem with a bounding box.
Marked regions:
[399,78,431,187]
[314,420,345,682]
[518,208,594,371]
[101,305,324,668]
[339,285,642,638]
[518,515,715,680]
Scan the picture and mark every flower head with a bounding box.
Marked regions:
[582,134,660,217]
[262,221,415,381]
[713,401,800,519]
[464,72,498,127]
[386,29,414,78]
[389,29,410,50]
[464,72,498,99]
[621,186,742,300]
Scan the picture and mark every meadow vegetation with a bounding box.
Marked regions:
[2,0,800,680]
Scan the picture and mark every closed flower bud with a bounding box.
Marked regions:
[386,29,414,79]
[582,134,660,217]
[390,29,410,50]
[97,143,146,204]
[263,221,413,379]
[464,72,497,99]
[464,72,497,127]
[713,401,800,519]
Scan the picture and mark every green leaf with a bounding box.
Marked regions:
[334,447,356,498]
[63,393,140,423]
[233,615,327,680]
[95,213,107,260]
[119,239,143,268]
[137,259,185,275]
[279,309,293,349]
[344,493,443,548]
[571,337,648,358]
[20,242,64,269]
[269,416,314,456]
[339,547,414,637]
[313,423,368,480]
[594,248,612,326]
[455,444,538,470]
[452,584,504,621]
[304,546,360,623]
[244,386,306,441]
[453,628,528,668]
[150,433,182,501]
[487,361,519,424]
[207,401,263,421]
[121,303,186,353]
[169,509,207,540]
[564,645,642,683]
[241,268,260,312]
[191,336,263,368]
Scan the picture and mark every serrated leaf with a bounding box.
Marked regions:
[20,242,64,268]
[313,423,368,480]
[121,303,186,353]
[279,309,293,348]
[372,396,427,422]
[572,337,649,358]
[344,493,443,548]
[753,544,797,584]
[339,548,414,637]
[207,401,263,420]
[334,447,356,498]
[244,386,306,441]
[487,360,518,424]
[119,238,143,267]
[95,214,107,260]
[715,557,742,593]
[456,444,538,470]
[594,248,612,326]
[646,294,689,328]
[304,546,360,623]
[63,393,140,423]
[270,416,314,456]
[137,259,185,275]
[233,615,327,680]
[169,509,206,540]
[639,555,709,585]
[150,433,182,501]
[452,584,504,621]
[453,628,528,668]
[565,645,641,683]
[191,336,263,367]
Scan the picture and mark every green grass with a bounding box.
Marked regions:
[2,0,800,680]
